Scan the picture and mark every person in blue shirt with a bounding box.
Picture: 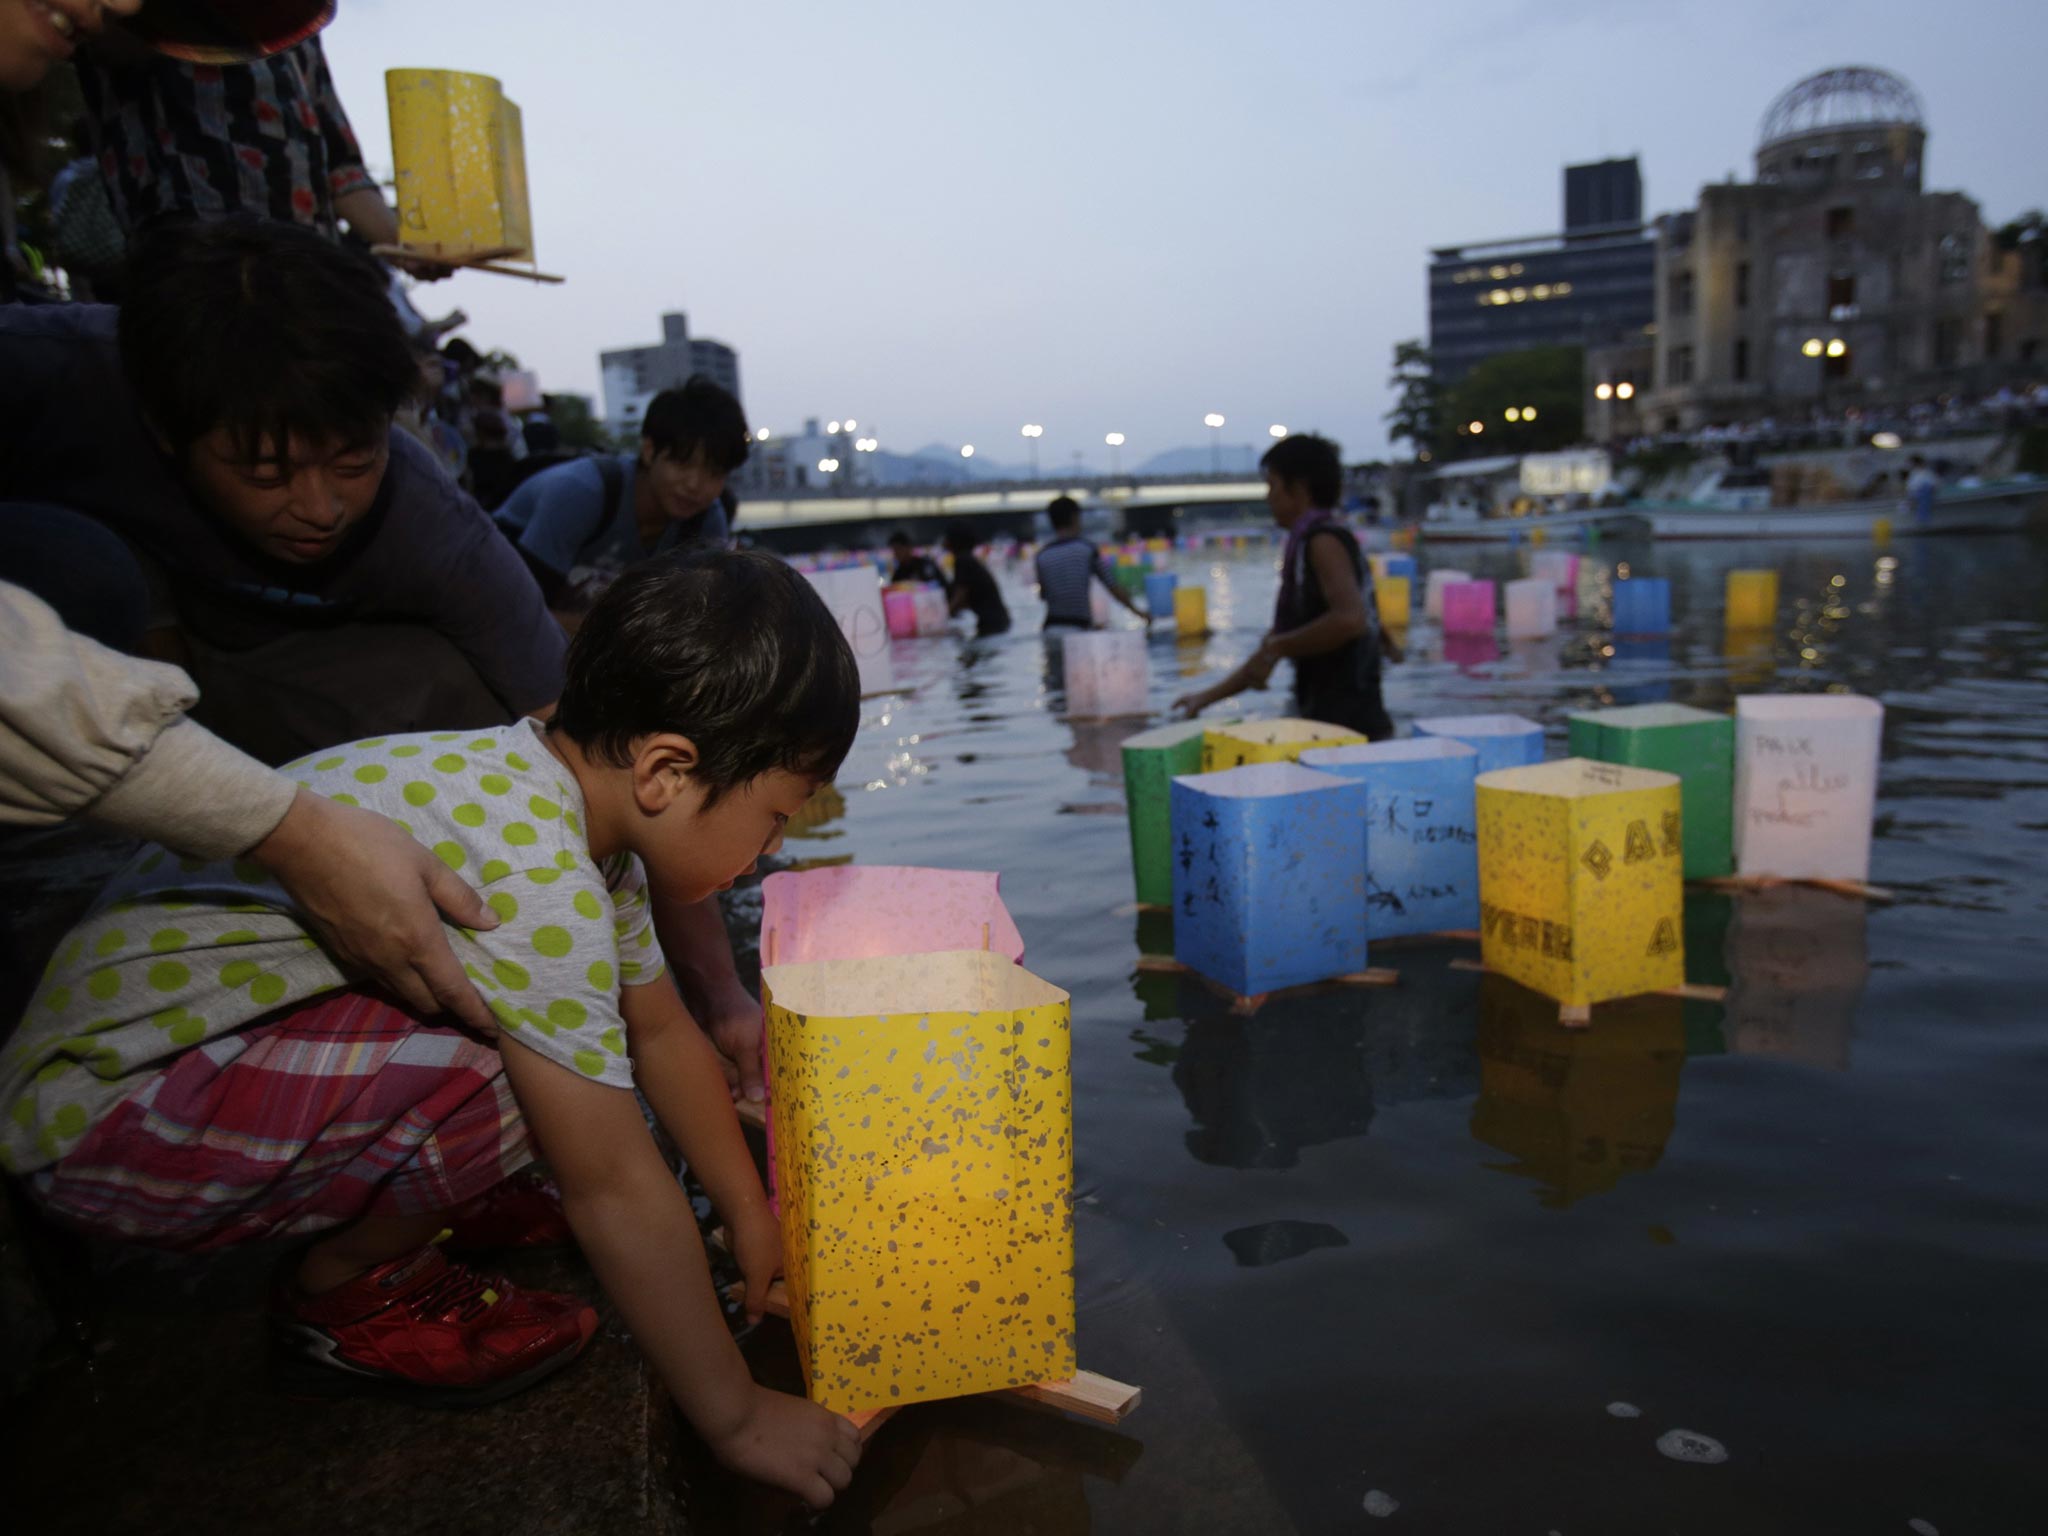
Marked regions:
[494,379,750,616]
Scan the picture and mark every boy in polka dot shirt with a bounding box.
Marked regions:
[2,550,865,1509]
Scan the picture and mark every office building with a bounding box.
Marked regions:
[598,312,743,438]
[1428,158,1657,384]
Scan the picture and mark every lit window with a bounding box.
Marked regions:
[1554,281,1572,296]
[1489,265,1509,280]
[1533,284,1552,300]
[1510,287,1528,303]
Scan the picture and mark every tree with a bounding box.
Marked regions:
[545,392,613,452]
[1383,338,1439,458]
[1439,345,1585,458]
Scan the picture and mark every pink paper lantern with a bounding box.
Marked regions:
[883,587,918,639]
[1441,580,1497,635]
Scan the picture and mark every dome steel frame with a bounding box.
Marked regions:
[1758,66,1924,150]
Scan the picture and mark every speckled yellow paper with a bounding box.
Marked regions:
[386,69,534,259]
[1201,718,1367,771]
[1475,758,1685,1006]
[762,952,1075,1414]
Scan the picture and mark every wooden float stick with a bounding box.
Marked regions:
[724,1279,1142,1435]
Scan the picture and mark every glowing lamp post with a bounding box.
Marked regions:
[1105,431,1125,475]
[1203,412,1225,473]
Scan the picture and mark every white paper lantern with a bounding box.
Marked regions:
[1504,577,1558,639]
[1062,630,1148,719]
[912,585,952,636]
[1732,694,1884,881]
[1424,569,1472,622]
[803,566,894,696]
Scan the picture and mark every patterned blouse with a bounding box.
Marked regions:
[80,35,377,237]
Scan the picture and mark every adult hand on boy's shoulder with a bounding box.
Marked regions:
[253,790,500,1038]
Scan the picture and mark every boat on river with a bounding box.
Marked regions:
[1636,478,2045,539]
[1418,506,1648,544]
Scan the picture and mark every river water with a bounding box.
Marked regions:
[680,530,2048,1535]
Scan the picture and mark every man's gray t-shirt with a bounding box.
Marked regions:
[494,456,729,602]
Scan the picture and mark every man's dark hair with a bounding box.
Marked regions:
[118,216,416,461]
[1047,495,1081,531]
[553,548,858,805]
[888,529,914,548]
[1260,433,1344,509]
[942,520,977,555]
[640,377,751,474]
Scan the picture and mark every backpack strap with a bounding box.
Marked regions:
[594,455,628,544]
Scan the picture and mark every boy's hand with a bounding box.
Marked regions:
[730,1203,783,1324]
[1170,688,1211,719]
[707,1384,861,1509]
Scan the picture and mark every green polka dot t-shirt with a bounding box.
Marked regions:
[1,718,664,1174]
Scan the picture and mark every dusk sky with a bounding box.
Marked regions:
[325,0,2048,469]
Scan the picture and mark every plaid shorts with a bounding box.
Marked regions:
[32,991,529,1252]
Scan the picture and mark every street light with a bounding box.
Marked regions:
[960,444,975,459]
[1021,422,1043,477]
[1203,412,1225,473]
[1505,408,1521,423]
[844,418,858,432]
[1616,382,1635,400]
[755,426,772,441]
[1801,338,1824,358]
[1468,420,1485,435]
[1522,406,1537,421]
[1825,338,1847,358]
[1595,383,1614,401]
[1269,423,1287,438]
[1105,431,1125,474]
[818,457,839,473]
[827,421,841,434]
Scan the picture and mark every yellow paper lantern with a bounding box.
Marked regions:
[1200,717,1367,771]
[1376,575,1412,630]
[1174,585,1209,638]
[763,950,1075,1414]
[386,68,535,262]
[1475,758,1685,1008]
[1724,569,1779,631]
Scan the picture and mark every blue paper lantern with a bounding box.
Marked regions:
[1144,571,1178,618]
[1413,713,1545,775]
[1381,553,1416,580]
[1300,738,1481,940]
[1170,763,1370,996]
[1612,577,1672,636]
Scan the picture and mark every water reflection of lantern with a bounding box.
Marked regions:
[1724,885,1869,1069]
[1470,974,1684,1207]
[1170,763,1370,995]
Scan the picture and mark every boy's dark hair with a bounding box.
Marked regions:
[553,548,859,805]
[888,529,914,548]
[943,520,977,555]
[640,377,751,474]
[118,216,416,462]
[1047,495,1081,531]
[1260,433,1344,509]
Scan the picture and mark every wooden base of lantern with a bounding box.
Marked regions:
[1447,957,1726,1029]
[1693,875,1894,904]
[1134,953,1398,1016]
[725,1278,1141,1445]
[371,241,565,283]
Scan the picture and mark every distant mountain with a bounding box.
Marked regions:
[905,443,1030,482]
[1134,443,1262,476]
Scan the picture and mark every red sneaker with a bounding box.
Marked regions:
[443,1167,576,1253]
[269,1244,598,1406]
